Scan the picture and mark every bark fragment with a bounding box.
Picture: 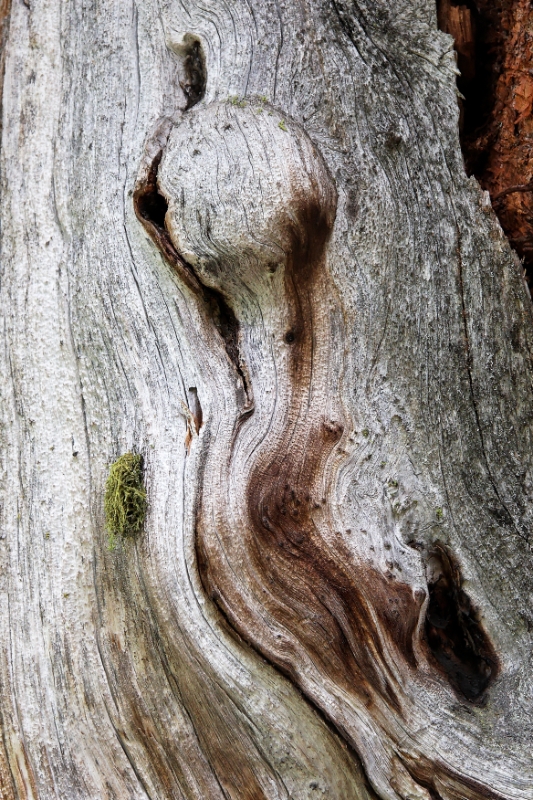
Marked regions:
[438,0,533,289]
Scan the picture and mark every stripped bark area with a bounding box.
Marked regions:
[1,1,533,799]
[155,99,507,800]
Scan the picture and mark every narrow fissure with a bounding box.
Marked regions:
[0,0,12,149]
[180,37,207,109]
[134,150,191,282]
[203,289,253,406]
[425,543,498,702]
[134,152,252,405]
[135,36,251,404]
[437,0,533,290]
[187,387,203,433]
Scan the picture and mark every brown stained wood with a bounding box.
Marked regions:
[2,1,533,798]
[157,99,513,800]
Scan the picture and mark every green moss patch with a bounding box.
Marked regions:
[105,453,147,549]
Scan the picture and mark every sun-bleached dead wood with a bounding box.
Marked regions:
[1,1,533,799]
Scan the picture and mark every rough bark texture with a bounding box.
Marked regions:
[1,1,533,799]
[439,0,533,288]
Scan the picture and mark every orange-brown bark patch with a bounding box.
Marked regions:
[439,0,533,288]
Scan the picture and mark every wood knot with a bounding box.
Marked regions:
[157,101,337,292]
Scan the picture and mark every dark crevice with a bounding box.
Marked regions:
[425,543,499,702]
[134,149,197,287]
[437,0,533,290]
[169,33,207,111]
[181,38,206,109]
[401,765,444,800]
[134,151,252,406]
[137,175,167,229]
[203,288,253,406]
[187,387,203,434]
[436,0,490,140]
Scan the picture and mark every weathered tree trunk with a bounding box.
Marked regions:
[1,1,533,798]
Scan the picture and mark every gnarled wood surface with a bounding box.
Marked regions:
[1,1,533,798]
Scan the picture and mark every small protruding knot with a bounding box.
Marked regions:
[157,101,337,293]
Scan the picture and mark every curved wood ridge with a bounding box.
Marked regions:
[140,100,505,800]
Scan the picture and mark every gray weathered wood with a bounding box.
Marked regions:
[1,1,532,798]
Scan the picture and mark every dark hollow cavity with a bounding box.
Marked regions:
[437,0,533,290]
[134,149,206,300]
[425,544,498,702]
[170,33,206,110]
[135,151,165,221]
[137,177,168,229]
[181,38,206,109]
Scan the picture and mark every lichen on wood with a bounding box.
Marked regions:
[104,453,147,547]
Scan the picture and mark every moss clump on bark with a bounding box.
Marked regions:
[104,453,147,549]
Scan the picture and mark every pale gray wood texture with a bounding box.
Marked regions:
[1,1,532,798]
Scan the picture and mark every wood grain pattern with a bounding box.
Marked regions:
[1,0,532,798]
[451,0,533,287]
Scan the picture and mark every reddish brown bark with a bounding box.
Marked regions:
[439,0,533,288]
